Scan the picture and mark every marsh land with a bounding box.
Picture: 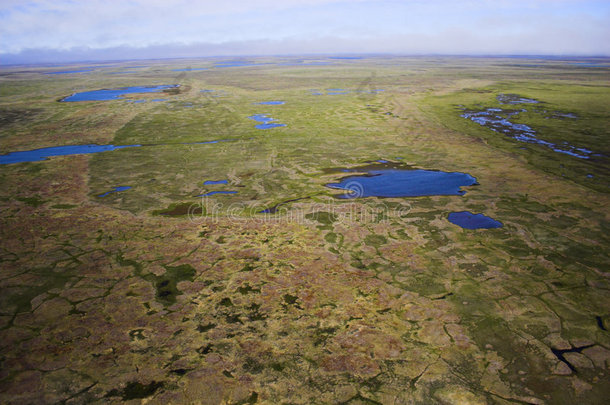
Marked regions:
[0,55,609,404]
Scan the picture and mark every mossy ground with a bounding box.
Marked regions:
[1,56,609,404]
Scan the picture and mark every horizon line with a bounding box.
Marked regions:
[2,53,610,68]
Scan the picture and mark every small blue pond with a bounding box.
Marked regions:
[204,180,228,185]
[0,144,140,165]
[448,211,503,229]
[248,114,286,129]
[257,101,285,105]
[196,191,238,197]
[326,169,478,198]
[98,186,132,198]
[61,85,178,102]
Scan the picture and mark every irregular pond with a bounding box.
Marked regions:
[461,107,592,159]
[257,101,285,105]
[0,144,140,165]
[195,191,238,197]
[0,139,234,165]
[98,186,132,198]
[248,114,286,129]
[448,211,503,229]
[325,163,478,198]
[61,85,178,102]
[203,180,228,185]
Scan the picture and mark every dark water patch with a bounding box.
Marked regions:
[497,94,539,105]
[105,381,163,400]
[196,191,237,197]
[0,144,140,165]
[257,101,285,105]
[447,211,503,229]
[259,197,311,214]
[171,68,208,72]
[45,69,94,74]
[551,344,595,374]
[154,202,202,217]
[97,186,132,198]
[596,316,607,331]
[204,180,228,185]
[61,85,178,102]
[461,107,593,159]
[326,166,477,199]
[248,114,286,129]
[155,264,196,306]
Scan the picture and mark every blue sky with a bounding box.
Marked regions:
[1,0,609,63]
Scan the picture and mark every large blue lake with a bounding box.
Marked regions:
[61,85,178,102]
[326,169,478,198]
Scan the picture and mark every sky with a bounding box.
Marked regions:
[1,0,609,64]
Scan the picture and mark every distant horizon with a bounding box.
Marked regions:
[2,52,610,68]
[2,1,608,66]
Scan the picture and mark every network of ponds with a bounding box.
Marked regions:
[461,94,593,159]
[2,86,507,229]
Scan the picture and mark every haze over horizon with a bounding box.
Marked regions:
[1,0,609,65]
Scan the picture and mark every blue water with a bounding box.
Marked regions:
[461,108,592,159]
[0,138,231,165]
[326,169,478,198]
[248,114,286,129]
[257,101,285,105]
[45,69,93,74]
[204,180,228,185]
[98,186,132,198]
[196,191,238,197]
[448,211,503,229]
[0,144,140,165]
[256,123,286,129]
[172,68,209,72]
[61,85,178,102]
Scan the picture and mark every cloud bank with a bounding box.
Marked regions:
[1,0,608,64]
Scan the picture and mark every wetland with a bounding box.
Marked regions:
[0,55,609,404]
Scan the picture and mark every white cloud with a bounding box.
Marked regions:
[1,0,608,59]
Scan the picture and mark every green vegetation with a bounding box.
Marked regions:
[0,56,609,404]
